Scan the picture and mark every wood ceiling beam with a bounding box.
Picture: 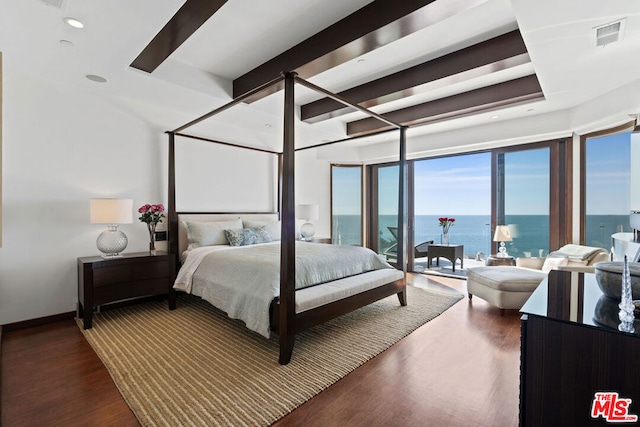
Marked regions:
[346,75,544,136]
[301,30,529,123]
[130,0,228,73]
[233,0,488,100]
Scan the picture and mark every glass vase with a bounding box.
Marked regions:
[148,223,157,256]
[441,232,450,246]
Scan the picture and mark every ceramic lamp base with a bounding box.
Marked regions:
[300,222,316,241]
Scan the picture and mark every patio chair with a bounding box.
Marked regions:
[384,227,433,260]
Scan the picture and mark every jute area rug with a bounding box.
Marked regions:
[78,285,463,427]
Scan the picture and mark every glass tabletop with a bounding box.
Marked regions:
[520,270,640,337]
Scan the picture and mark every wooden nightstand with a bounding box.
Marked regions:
[309,237,332,244]
[77,252,176,329]
[298,237,332,244]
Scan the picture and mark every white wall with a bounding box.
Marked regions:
[0,68,168,324]
[294,149,332,238]
[631,132,640,211]
[174,135,277,212]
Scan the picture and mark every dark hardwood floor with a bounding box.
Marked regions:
[1,274,521,426]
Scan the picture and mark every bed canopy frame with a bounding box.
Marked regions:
[167,72,409,364]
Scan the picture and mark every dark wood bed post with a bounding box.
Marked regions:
[279,71,297,365]
[168,132,178,264]
[396,126,408,306]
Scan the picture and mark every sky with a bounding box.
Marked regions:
[412,152,491,215]
[372,131,631,216]
[585,132,631,214]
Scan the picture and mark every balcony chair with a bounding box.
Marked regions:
[383,227,433,261]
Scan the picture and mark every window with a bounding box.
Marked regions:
[366,140,568,269]
[583,129,631,249]
[367,163,400,257]
[370,164,401,258]
[413,153,491,260]
[331,165,362,245]
[497,148,550,258]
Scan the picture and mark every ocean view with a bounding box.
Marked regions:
[333,214,631,258]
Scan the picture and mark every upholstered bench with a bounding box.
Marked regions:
[466,266,547,315]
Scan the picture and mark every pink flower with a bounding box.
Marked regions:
[138,203,165,226]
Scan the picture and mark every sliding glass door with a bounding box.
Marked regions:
[374,165,399,259]
[413,153,491,264]
[582,130,631,249]
[366,140,567,271]
[496,148,550,258]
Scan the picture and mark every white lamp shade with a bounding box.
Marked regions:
[493,225,512,242]
[296,204,319,221]
[90,199,133,224]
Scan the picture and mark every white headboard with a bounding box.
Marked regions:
[176,212,280,256]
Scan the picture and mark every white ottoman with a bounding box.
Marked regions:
[466,266,547,315]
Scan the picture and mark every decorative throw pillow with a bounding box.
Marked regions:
[243,219,281,241]
[183,218,242,250]
[225,226,272,246]
[541,256,569,273]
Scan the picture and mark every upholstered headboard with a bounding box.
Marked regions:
[176,212,280,256]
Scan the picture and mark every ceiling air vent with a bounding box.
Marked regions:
[39,0,65,9]
[594,19,626,47]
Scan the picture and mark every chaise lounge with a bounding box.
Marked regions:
[466,244,609,315]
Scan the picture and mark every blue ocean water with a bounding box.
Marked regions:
[333,214,631,258]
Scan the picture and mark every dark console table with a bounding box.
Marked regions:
[427,244,464,271]
[519,270,640,426]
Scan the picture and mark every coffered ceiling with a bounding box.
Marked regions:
[2,0,640,153]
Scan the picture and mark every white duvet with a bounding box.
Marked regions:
[174,241,394,338]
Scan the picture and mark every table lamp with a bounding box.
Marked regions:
[296,204,319,241]
[493,225,512,258]
[90,198,133,257]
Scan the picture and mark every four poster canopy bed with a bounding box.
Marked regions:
[167,72,410,365]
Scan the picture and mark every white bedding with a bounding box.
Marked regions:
[174,241,399,338]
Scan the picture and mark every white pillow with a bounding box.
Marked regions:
[183,219,242,249]
[243,219,281,241]
[541,256,569,273]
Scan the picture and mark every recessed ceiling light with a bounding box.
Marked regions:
[64,17,84,28]
[59,39,74,47]
[491,115,499,119]
[85,74,107,83]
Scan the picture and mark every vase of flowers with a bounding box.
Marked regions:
[438,217,455,245]
[138,203,165,255]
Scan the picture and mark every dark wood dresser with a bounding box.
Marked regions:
[78,251,176,329]
[519,270,640,426]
